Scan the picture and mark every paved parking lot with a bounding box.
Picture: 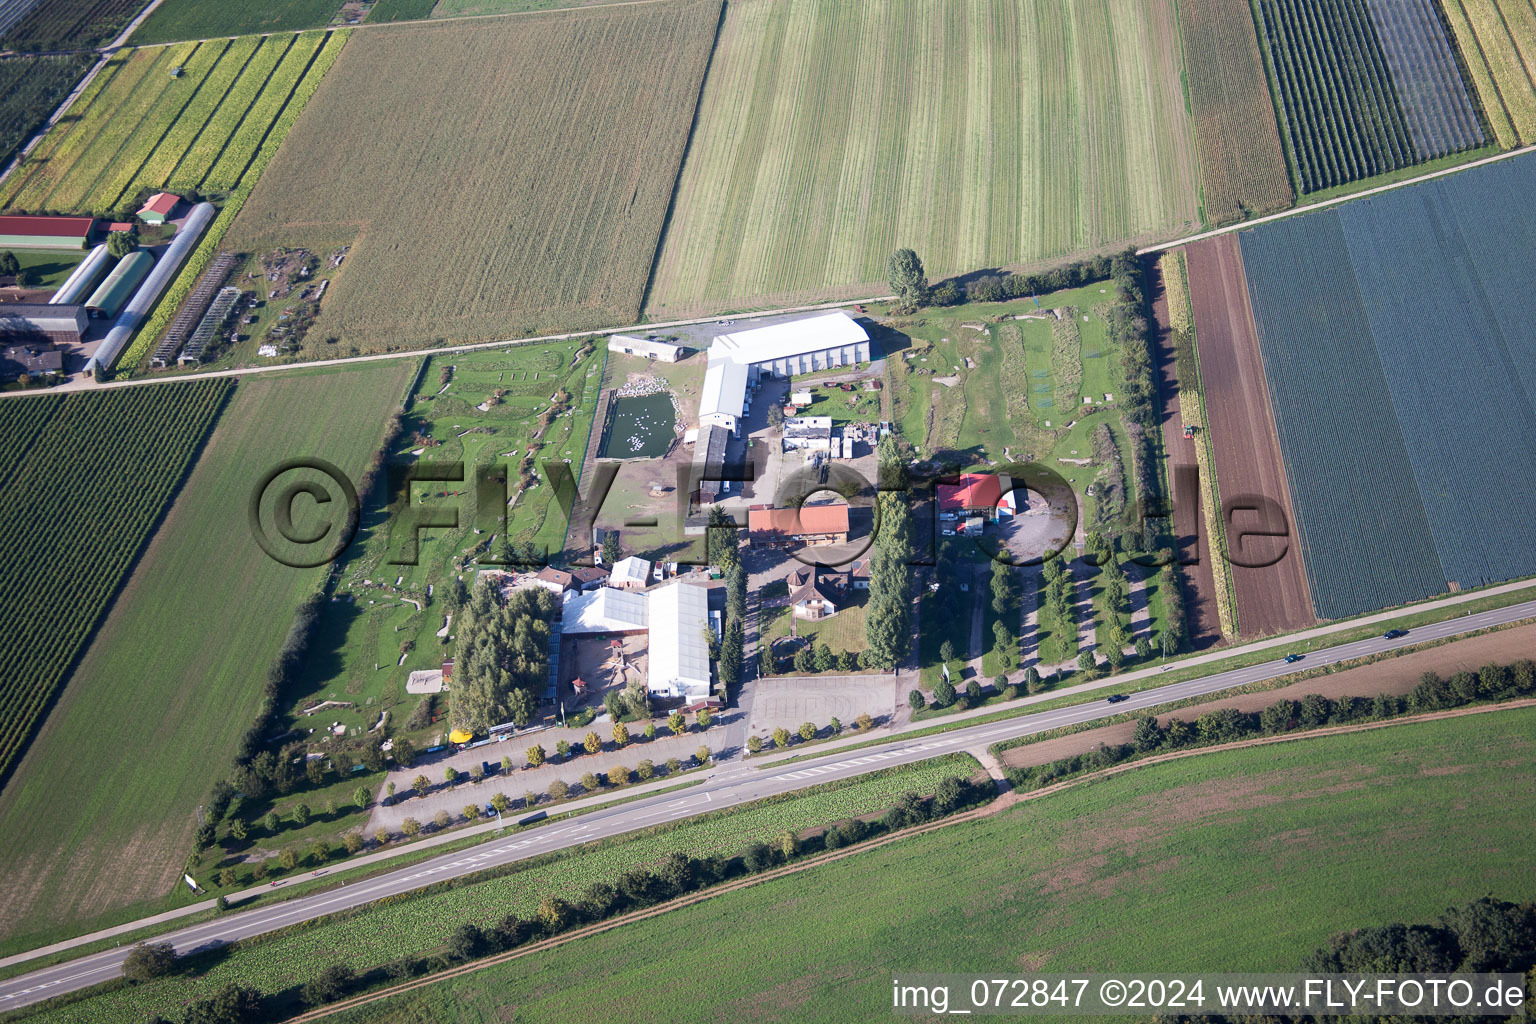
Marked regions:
[747,673,899,736]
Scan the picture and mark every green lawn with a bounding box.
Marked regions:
[10,249,83,289]
[801,384,880,424]
[130,0,344,43]
[32,754,981,1023]
[329,708,1536,1024]
[0,359,416,952]
[763,589,868,656]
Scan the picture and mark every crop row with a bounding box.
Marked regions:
[131,36,261,194]
[86,38,230,212]
[201,32,324,193]
[117,31,351,374]
[1359,0,1483,160]
[0,380,232,783]
[1254,0,1417,192]
[45,754,981,1023]
[0,0,142,51]
[42,42,195,213]
[165,33,295,193]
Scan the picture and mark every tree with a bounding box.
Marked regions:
[579,772,599,792]
[1077,651,1096,673]
[759,644,774,677]
[279,848,298,871]
[0,251,18,277]
[444,766,458,784]
[991,560,1011,615]
[1135,636,1152,660]
[939,639,956,665]
[446,923,484,961]
[829,716,842,734]
[463,804,480,820]
[194,822,216,850]
[470,762,485,782]
[668,711,687,737]
[601,530,621,566]
[549,779,569,800]
[964,680,981,707]
[264,810,280,834]
[643,721,657,741]
[526,744,545,767]
[793,645,814,673]
[374,827,391,845]
[106,229,138,259]
[886,248,929,310]
[611,722,630,748]
[303,964,356,1006]
[856,712,873,732]
[309,839,330,865]
[401,817,421,837]
[413,774,430,797]
[747,735,763,753]
[182,983,263,1024]
[353,785,371,809]
[1131,716,1162,753]
[1025,666,1042,694]
[123,941,178,982]
[584,731,602,755]
[637,759,654,781]
[697,707,713,729]
[537,896,573,934]
[932,678,956,708]
[343,831,364,854]
[1103,640,1124,670]
[908,689,926,711]
[743,842,773,873]
[490,791,510,813]
[228,818,247,842]
[772,726,791,749]
[433,809,450,829]
[555,740,570,760]
[798,721,817,741]
[607,765,628,785]
[291,803,311,827]
[814,642,834,672]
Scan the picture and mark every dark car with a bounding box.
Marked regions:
[1106,693,1130,704]
[1283,653,1304,664]
[1383,629,1408,640]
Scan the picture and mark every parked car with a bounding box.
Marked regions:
[1106,694,1130,704]
[1283,653,1304,664]
[1383,628,1408,640]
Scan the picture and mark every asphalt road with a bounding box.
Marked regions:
[3,597,1534,1010]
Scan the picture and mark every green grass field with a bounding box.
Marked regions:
[280,341,603,743]
[0,360,416,950]
[0,31,339,217]
[326,708,1536,1024]
[30,754,980,1023]
[645,0,1200,318]
[11,249,84,288]
[130,0,344,44]
[226,3,719,354]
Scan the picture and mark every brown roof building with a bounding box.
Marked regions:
[747,504,849,545]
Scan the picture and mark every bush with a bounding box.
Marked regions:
[798,721,817,741]
[637,759,654,781]
[302,964,356,1006]
[742,842,773,872]
[932,678,956,708]
[122,941,177,982]
[908,689,926,711]
[580,772,599,792]
[548,779,569,800]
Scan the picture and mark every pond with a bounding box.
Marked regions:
[600,393,676,459]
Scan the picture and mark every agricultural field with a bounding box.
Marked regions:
[0,32,338,218]
[328,708,1536,1024]
[426,0,632,15]
[1440,0,1536,145]
[1176,0,1293,223]
[644,0,1201,319]
[1235,152,1536,619]
[0,360,415,949]
[226,3,719,354]
[1251,0,1485,193]
[129,0,342,44]
[0,0,143,51]
[0,381,230,789]
[0,54,92,172]
[28,754,980,1023]
[281,341,604,742]
[366,0,435,19]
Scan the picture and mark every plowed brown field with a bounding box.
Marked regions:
[1185,234,1312,635]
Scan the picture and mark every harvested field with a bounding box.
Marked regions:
[645,0,1201,319]
[1150,263,1220,650]
[1001,621,1536,769]
[1184,233,1311,636]
[1176,0,1293,223]
[1236,152,1536,620]
[227,2,720,354]
[1441,0,1536,146]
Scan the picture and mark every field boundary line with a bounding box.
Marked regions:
[1138,142,1536,254]
[281,699,1536,1022]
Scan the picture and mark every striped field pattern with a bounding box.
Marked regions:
[644,0,1201,319]
[0,32,330,216]
[1440,0,1536,145]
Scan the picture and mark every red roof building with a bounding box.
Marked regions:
[938,473,1008,515]
[137,192,180,224]
[0,215,95,250]
[748,504,850,545]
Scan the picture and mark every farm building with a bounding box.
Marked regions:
[789,572,840,620]
[0,214,94,250]
[608,334,682,361]
[646,582,711,700]
[0,302,86,344]
[0,341,63,380]
[531,567,574,595]
[691,422,730,504]
[84,251,152,319]
[938,473,1012,517]
[51,245,114,306]
[782,414,833,452]
[569,566,608,591]
[608,555,652,590]
[561,587,649,635]
[698,311,869,432]
[748,504,850,545]
[137,193,181,225]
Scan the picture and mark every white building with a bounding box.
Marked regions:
[608,334,682,362]
[697,311,870,434]
[561,587,649,634]
[646,582,712,700]
[608,555,652,591]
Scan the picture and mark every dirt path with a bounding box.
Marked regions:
[283,699,1536,1022]
[1186,234,1312,636]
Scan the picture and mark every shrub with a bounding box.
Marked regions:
[772,727,791,749]
[433,810,450,829]
[401,817,421,836]
[666,757,681,774]
[856,713,873,731]
[607,765,629,786]
[122,942,177,982]
[932,678,956,708]
[549,779,569,800]
[798,721,817,741]
[580,772,599,792]
[637,759,654,781]
[747,735,763,753]
[909,689,926,711]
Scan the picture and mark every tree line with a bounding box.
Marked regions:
[450,582,557,733]
[1003,656,1536,791]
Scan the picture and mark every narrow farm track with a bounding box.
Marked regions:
[282,700,1536,1023]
